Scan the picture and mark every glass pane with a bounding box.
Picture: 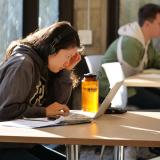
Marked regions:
[39,0,59,28]
[120,0,160,26]
[0,0,22,61]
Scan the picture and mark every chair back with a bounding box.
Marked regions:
[84,55,103,75]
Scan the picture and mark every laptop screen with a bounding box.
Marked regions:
[94,81,123,119]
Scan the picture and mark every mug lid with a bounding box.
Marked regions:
[84,73,96,77]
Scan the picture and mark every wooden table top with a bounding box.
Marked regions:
[0,111,159,147]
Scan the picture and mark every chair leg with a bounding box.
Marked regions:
[114,146,124,160]
[66,144,79,160]
[100,145,106,160]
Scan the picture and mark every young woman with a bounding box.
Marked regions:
[0,21,82,160]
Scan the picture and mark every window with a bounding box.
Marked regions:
[0,0,22,61]
[0,0,59,61]
[120,0,160,25]
[39,0,59,28]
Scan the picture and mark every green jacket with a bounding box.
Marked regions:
[97,23,160,99]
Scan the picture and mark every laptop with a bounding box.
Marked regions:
[0,81,124,128]
[57,81,124,125]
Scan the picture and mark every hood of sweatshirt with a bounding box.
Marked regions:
[12,44,47,76]
[118,22,146,47]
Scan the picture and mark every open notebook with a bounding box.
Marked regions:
[0,81,123,128]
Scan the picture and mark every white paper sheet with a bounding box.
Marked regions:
[0,117,63,128]
[102,62,127,108]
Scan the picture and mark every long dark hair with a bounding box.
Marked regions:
[4,21,80,62]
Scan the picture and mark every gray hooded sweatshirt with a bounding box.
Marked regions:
[0,44,72,148]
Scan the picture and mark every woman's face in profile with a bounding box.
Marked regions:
[48,47,81,73]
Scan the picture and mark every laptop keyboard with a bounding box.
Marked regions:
[63,112,91,121]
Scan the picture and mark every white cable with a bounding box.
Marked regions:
[87,0,90,30]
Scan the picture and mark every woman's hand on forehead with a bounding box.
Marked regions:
[65,52,81,70]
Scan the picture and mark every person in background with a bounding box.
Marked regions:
[0,21,82,160]
[97,3,160,160]
[97,3,160,110]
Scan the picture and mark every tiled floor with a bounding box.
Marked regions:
[79,146,114,160]
[79,146,158,160]
[53,145,114,160]
[52,144,159,160]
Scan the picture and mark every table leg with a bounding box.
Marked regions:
[114,146,124,160]
[66,144,79,160]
